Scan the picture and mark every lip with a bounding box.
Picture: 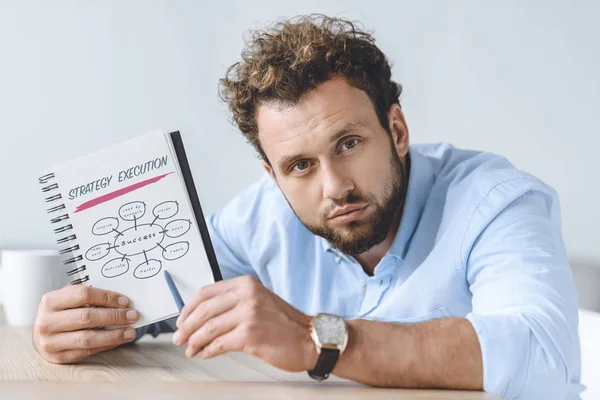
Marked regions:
[328,204,369,220]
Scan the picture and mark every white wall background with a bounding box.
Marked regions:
[0,0,599,265]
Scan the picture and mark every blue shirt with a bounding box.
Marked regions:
[138,143,582,400]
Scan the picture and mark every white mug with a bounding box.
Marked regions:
[0,249,65,326]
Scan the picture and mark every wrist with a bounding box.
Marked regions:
[301,314,319,371]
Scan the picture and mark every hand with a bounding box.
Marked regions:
[173,275,318,372]
[33,285,140,364]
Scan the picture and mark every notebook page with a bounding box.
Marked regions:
[50,130,216,328]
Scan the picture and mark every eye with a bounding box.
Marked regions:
[341,138,359,152]
[292,160,310,172]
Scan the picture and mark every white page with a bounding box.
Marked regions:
[44,130,216,328]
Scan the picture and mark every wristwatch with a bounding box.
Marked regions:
[307,313,349,381]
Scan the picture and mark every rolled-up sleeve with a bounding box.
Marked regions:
[464,187,580,399]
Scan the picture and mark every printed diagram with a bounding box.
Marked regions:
[85,201,192,280]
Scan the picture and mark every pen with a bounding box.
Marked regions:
[164,269,185,312]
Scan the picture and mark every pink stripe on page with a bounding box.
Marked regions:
[74,172,174,213]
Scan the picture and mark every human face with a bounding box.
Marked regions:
[257,77,409,255]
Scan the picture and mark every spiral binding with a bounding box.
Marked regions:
[38,172,88,285]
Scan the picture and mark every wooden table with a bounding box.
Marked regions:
[0,307,498,399]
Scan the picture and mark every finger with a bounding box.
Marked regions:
[42,285,130,312]
[174,292,237,345]
[196,326,246,359]
[178,279,238,323]
[37,307,139,334]
[40,327,137,353]
[47,343,122,364]
[179,275,260,324]
[184,309,238,357]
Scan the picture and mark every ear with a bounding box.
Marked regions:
[388,104,409,158]
[261,160,279,186]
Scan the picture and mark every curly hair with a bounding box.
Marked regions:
[218,13,403,163]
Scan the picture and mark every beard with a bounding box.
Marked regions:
[289,147,408,256]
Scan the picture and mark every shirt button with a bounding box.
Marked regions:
[362,285,367,293]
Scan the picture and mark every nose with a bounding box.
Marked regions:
[321,162,354,201]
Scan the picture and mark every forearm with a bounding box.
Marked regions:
[331,317,483,389]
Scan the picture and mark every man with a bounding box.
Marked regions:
[32,14,582,399]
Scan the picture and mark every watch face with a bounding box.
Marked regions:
[313,314,347,349]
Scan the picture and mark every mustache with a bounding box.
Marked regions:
[321,192,367,218]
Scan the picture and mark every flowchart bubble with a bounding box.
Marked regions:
[163,241,189,261]
[152,201,179,220]
[92,217,119,236]
[85,243,111,261]
[114,223,165,257]
[101,258,130,278]
[134,259,162,279]
[119,201,146,221]
[165,219,191,238]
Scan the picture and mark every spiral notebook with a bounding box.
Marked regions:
[38,130,222,329]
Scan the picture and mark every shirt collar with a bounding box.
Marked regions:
[321,146,435,262]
